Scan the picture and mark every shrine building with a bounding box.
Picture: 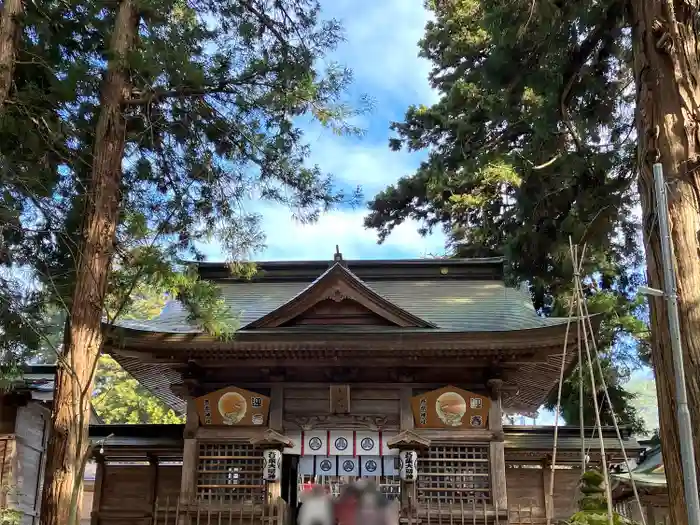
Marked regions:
[87,255,643,525]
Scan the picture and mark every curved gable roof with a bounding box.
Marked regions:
[244,263,436,329]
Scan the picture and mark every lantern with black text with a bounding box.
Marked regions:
[399,450,418,481]
[263,449,282,482]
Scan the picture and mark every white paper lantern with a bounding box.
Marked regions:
[262,449,282,482]
[399,450,418,481]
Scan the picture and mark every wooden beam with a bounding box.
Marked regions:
[269,385,283,432]
[183,397,199,439]
[399,387,414,431]
[192,358,509,368]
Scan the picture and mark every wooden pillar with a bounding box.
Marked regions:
[90,457,105,525]
[180,397,200,505]
[398,387,416,512]
[149,455,159,520]
[542,458,553,522]
[399,387,414,431]
[269,385,283,432]
[487,379,507,512]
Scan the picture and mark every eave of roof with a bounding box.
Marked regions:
[106,315,595,352]
[196,257,506,281]
[88,423,641,455]
[105,317,601,416]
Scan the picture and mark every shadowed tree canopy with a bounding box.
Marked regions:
[0,1,366,524]
[365,0,647,430]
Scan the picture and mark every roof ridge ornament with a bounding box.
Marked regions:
[333,244,346,266]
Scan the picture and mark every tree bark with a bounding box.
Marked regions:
[630,2,700,525]
[0,0,23,106]
[39,2,138,525]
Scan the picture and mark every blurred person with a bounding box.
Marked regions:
[298,485,333,525]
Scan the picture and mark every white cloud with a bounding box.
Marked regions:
[198,0,444,262]
[200,205,447,261]
[322,0,438,108]
[301,128,425,194]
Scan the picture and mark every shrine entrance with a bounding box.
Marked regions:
[287,430,402,502]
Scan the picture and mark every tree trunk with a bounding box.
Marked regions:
[39,2,138,525]
[630,3,700,525]
[0,0,23,106]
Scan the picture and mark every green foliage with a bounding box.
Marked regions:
[366,0,647,429]
[564,470,638,525]
[92,355,183,424]
[0,482,21,525]
[0,0,364,372]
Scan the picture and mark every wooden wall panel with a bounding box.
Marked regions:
[156,465,182,502]
[283,386,400,418]
[551,468,580,519]
[13,402,49,524]
[95,463,182,525]
[505,467,545,517]
[100,466,153,514]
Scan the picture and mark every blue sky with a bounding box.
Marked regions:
[202,0,445,262]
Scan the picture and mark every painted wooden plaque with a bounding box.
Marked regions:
[195,386,270,426]
[410,385,490,429]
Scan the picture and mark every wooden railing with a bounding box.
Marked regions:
[401,498,506,525]
[149,495,583,525]
[152,497,287,525]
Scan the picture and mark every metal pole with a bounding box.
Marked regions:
[652,162,700,525]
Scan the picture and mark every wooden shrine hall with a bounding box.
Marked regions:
[92,255,643,525]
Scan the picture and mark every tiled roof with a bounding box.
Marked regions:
[116,279,569,333]
[504,429,640,451]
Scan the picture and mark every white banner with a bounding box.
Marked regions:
[297,455,399,477]
[315,455,337,476]
[284,431,398,456]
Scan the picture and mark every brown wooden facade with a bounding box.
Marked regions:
[1,366,103,525]
[93,256,642,525]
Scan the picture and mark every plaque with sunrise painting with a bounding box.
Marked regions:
[195,385,270,426]
[410,385,490,429]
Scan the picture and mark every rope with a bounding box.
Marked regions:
[548,238,647,525]
[581,293,648,525]
[575,266,615,525]
[546,242,586,525]
[577,244,586,474]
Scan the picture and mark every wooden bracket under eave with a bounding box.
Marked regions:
[249,429,294,450]
[386,430,431,451]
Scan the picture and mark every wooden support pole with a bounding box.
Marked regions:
[269,385,283,432]
[180,396,200,523]
[89,457,105,525]
[400,387,414,431]
[487,380,507,512]
[542,458,552,523]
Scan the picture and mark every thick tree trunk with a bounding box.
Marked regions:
[38,2,138,525]
[630,3,700,525]
[0,0,23,106]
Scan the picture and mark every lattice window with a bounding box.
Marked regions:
[378,475,401,500]
[197,442,265,503]
[417,444,491,505]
